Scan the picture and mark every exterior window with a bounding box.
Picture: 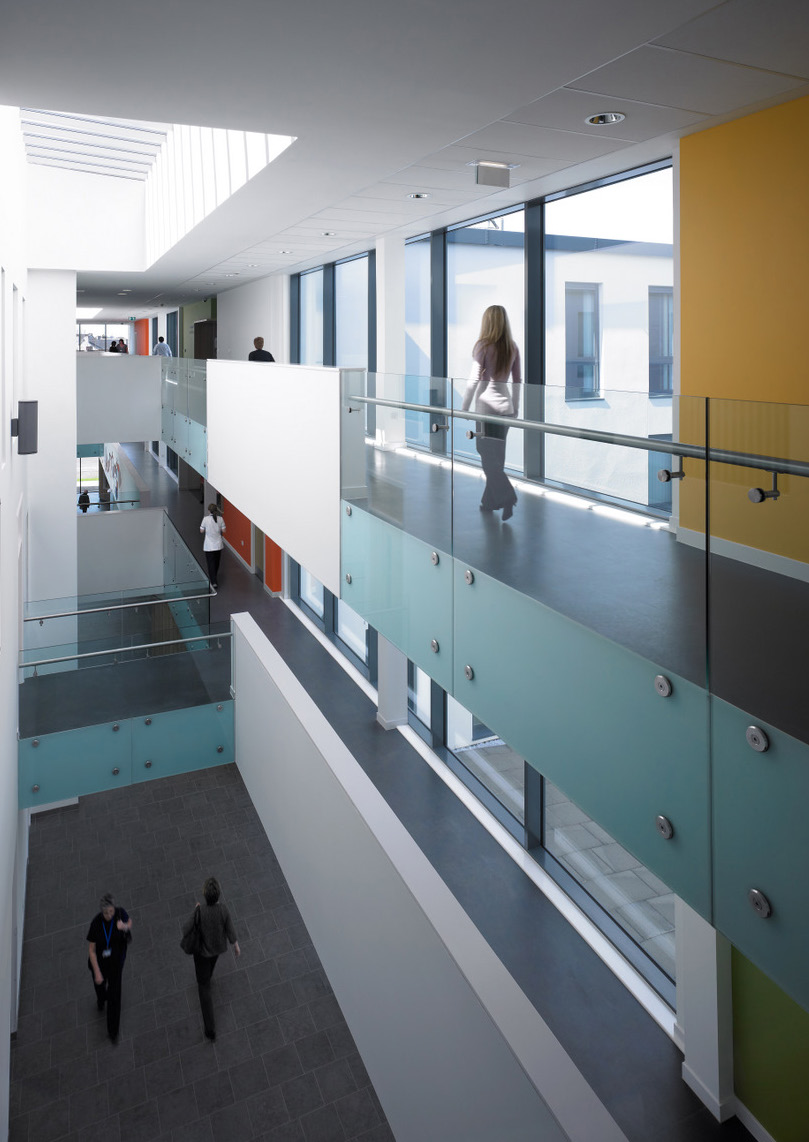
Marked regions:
[300,269,324,366]
[565,283,600,398]
[335,257,368,369]
[649,287,674,394]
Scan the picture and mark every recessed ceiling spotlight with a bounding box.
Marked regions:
[223,273,240,278]
[247,263,259,267]
[278,249,293,254]
[321,230,337,236]
[407,192,431,199]
[585,112,626,126]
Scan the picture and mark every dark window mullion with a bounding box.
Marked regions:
[323,263,336,367]
[290,274,301,364]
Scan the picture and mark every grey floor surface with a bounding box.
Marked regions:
[9,766,393,1142]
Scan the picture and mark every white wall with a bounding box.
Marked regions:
[77,354,162,444]
[215,275,289,363]
[77,508,166,595]
[25,272,78,612]
[26,166,145,272]
[233,614,627,1142]
[207,361,347,595]
[0,104,30,1128]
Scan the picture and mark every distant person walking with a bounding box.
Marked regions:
[461,304,522,521]
[118,339,129,354]
[108,339,120,353]
[200,503,226,588]
[87,893,132,1042]
[78,490,90,513]
[182,877,240,1042]
[248,336,275,362]
[153,336,172,357]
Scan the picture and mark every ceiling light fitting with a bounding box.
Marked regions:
[279,249,293,254]
[468,159,517,189]
[407,192,430,200]
[585,112,626,126]
[321,230,337,236]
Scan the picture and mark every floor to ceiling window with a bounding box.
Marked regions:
[335,256,369,369]
[300,269,324,366]
[544,167,673,508]
[447,210,525,470]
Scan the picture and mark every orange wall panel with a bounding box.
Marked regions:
[222,499,252,565]
[134,319,149,356]
[265,537,283,593]
[680,94,809,403]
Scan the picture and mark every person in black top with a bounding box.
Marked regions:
[248,336,275,362]
[87,893,132,1041]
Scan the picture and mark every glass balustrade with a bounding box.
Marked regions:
[19,620,231,737]
[341,370,452,553]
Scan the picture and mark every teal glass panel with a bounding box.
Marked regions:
[712,697,809,1012]
[19,721,132,808]
[453,562,710,916]
[708,398,809,747]
[341,504,453,691]
[77,443,104,458]
[186,420,207,478]
[131,701,233,782]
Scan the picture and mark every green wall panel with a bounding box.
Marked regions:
[713,698,809,1012]
[131,701,233,783]
[453,563,711,917]
[341,505,453,691]
[19,721,133,809]
[732,948,809,1142]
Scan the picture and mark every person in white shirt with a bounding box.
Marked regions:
[200,503,226,588]
[152,336,172,357]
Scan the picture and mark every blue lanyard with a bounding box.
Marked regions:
[102,918,113,949]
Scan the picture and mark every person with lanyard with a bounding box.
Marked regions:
[87,892,132,1042]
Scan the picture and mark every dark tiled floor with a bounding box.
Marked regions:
[9,766,393,1142]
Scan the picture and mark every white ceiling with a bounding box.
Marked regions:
[1,0,807,318]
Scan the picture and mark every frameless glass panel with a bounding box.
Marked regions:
[335,256,368,369]
[544,778,675,980]
[18,624,231,736]
[446,693,525,824]
[77,323,106,352]
[544,168,673,499]
[300,269,324,366]
[187,358,207,425]
[708,398,809,746]
[335,598,368,663]
[300,567,325,618]
[451,387,707,686]
[341,371,452,553]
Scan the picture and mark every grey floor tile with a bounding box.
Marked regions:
[228,1055,270,1101]
[335,1088,382,1138]
[194,1070,234,1117]
[282,1072,324,1118]
[300,1103,347,1142]
[314,1059,358,1104]
[157,1083,199,1134]
[247,1085,291,1135]
[295,1031,334,1072]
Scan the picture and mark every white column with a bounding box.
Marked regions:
[374,235,407,449]
[24,270,78,604]
[376,633,408,730]
[675,897,735,1121]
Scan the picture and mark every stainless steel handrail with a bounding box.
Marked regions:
[347,394,809,478]
[20,630,230,669]
[24,589,216,624]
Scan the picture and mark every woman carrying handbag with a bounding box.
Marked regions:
[180,876,240,1042]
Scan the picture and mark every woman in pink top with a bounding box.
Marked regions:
[461,305,522,519]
